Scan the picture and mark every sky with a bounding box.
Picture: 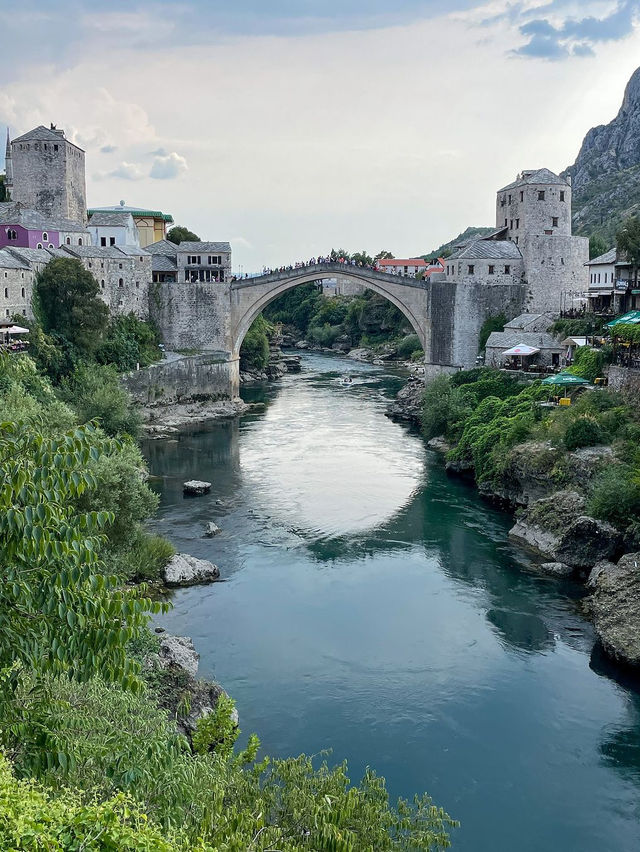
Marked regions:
[1,0,640,270]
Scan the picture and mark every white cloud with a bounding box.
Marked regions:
[149,151,188,180]
[95,161,146,181]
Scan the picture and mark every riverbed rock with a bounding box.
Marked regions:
[385,376,425,426]
[427,436,451,454]
[538,562,574,578]
[586,560,617,590]
[158,634,199,677]
[347,348,371,362]
[183,480,211,496]
[282,354,302,372]
[294,340,310,349]
[589,553,640,667]
[164,553,220,586]
[204,521,221,537]
[555,516,622,570]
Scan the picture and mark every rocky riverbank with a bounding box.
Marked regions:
[142,397,250,439]
[388,375,640,670]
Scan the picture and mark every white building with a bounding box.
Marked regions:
[377,258,427,277]
[88,210,140,248]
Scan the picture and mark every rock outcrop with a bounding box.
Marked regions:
[509,490,621,571]
[589,553,640,667]
[385,376,424,426]
[183,480,211,496]
[204,522,221,538]
[164,553,220,586]
[147,633,238,739]
[563,66,640,241]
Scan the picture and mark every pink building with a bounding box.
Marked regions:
[0,202,88,249]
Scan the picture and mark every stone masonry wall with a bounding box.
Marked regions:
[149,280,231,352]
[0,267,34,320]
[120,353,234,405]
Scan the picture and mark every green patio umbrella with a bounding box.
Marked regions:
[606,310,640,328]
[541,372,591,387]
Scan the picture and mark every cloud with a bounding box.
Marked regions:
[149,151,188,180]
[149,147,168,156]
[100,144,117,154]
[512,0,639,60]
[95,161,146,181]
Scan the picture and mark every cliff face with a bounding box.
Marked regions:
[563,67,640,243]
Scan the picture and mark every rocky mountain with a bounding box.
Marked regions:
[563,66,640,244]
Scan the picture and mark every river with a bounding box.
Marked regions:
[144,352,640,852]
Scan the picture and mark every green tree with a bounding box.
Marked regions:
[59,363,142,437]
[616,216,640,287]
[589,234,609,260]
[478,313,506,352]
[166,226,200,244]
[240,315,271,370]
[375,250,395,261]
[0,420,161,697]
[34,258,109,357]
[351,250,373,265]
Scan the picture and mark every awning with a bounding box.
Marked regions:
[606,311,640,327]
[541,373,591,387]
[587,290,615,297]
[4,325,29,335]
[502,344,540,356]
[561,337,588,347]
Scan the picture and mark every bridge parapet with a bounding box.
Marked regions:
[230,262,430,292]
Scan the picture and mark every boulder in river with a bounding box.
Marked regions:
[158,634,199,677]
[589,553,640,667]
[538,562,574,578]
[204,521,222,537]
[164,553,220,586]
[183,480,211,496]
[385,376,425,426]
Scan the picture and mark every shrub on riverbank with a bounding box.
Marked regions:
[240,314,272,370]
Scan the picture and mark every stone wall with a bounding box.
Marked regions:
[607,365,640,395]
[120,353,235,405]
[150,280,231,352]
[0,265,33,320]
[521,233,589,315]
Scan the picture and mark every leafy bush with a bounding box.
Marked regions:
[397,334,422,359]
[568,347,606,383]
[563,416,606,450]
[588,464,640,530]
[240,314,271,370]
[59,363,142,437]
[97,314,162,371]
[192,693,239,758]
[478,313,506,352]
[307,321,343,347]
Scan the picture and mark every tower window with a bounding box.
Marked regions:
[54,144,58,151]
[78,238,83,245]
[516,219,519,229]
[538,190,545,201]
[21,287,25,298]
[508,195,512,204]
[520,191,524,202]
[100,237,107,246]
[552,217,558,227]
[42,232,48,241]
[118,278,124,288]
[66,237,71,245]
[101,280,105,289]
[505,265,511,274]
[4,288,8,298]
[488,265,495,275]
[560,191,565,202]
[468,265,475,275]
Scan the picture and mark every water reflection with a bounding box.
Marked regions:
[145,352,640,852]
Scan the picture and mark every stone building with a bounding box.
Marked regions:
[377,257,427,276]
[147,239,232,284]
[485,313,563,368]
[438,168,588,316]
[61,244,151,318]
[0,249,32,319]
[6,125,87,225]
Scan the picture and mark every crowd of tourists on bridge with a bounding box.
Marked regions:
[258,253,379,278]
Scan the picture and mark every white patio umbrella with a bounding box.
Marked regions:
[5,325,29,335]
[502,343,540,369]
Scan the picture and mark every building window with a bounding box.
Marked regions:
[118,278,124,288]
[100,237,107,246]
[552,217,559,227]
[88,262,92,268]
[516,219,519,229]
[560,191,565,202]
[101,280,105,289]
[118,263,122,269]
[538,190,545,201]
[54,144,58,151]
[42,232,48,241]
[4,288,7,298]
[510,220,513,229]
[78,238,83,245]
[468,265,475,275]
[604,273,608,283]
[598,273,601,283]
[110,237,116,246]
[36,243,43,249]
[208,255,222,265]
[488,265,495,275]
[66,237,71,245]
[508,195,512,204]
[48,244,54,249]
[7,229,17,241]
[21,287,25,298]
[504,219,507,227]
[544,229,552,235]
[520,191,524,202]
[135,281,140,289]
[505,265,511,274]
[501,196,506,207]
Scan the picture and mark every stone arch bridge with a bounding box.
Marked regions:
[151,262,526,398]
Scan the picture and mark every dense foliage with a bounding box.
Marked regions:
[166,226,200,244]
[617,215,640,286]
[34,258,109,358]
[239,314,273,370]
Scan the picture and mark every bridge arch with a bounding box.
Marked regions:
[229,264,432,360]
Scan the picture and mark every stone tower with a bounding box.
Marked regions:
[10,124,87,225]
[4,129,12,200]
[495,168,588,313]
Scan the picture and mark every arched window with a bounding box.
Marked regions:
[101,280,105,289]
[66,237,71,245]
[36,243,43,249]
[78,238,83,245]
[42,232,48,241]
[118,278,124,288]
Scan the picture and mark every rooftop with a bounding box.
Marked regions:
[486,330,563,351]
[449,239,522,261]
[586,248,617,266]
[0,249,30,270]
[498,168,569,193]
[378,257,427,266]
[146,239,179,255]
[151,254,178,272]
[88,211,135,227]
[11,125,84,152]
[0,202,88,233]
[88,205,174,223]
[176,241,232,253]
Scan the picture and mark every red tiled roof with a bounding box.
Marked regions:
[378,258,427,267]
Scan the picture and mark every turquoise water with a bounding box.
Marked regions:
[145,353,640,851]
